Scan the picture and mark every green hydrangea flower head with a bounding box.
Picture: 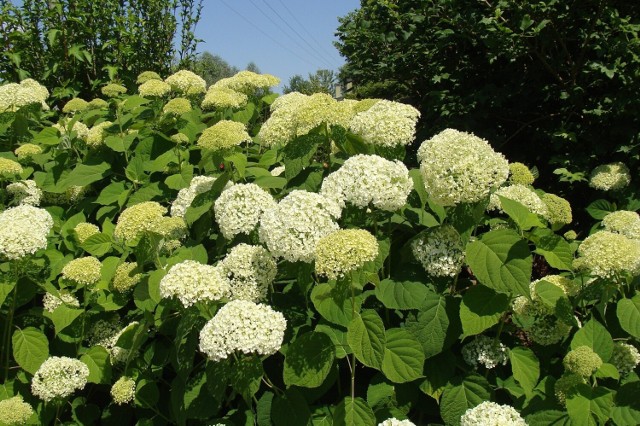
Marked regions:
[212,70,280,94]
[602,210,640,240]
[101,83,127,98]
[111,376,136,405]
[14,143,43,161]
[163,97,192,115]
[541,193,572,226]
[564,230,577,241]
[573,231,640,278]
[315,229,379,280]
[61,256,102,286]
[138,79,171,97]
[114,201,167,245]
[508,162,535,185]
[165,69,206,95]
[201,87,248,110]
[88,98,109,109]
[554,373,585,405]
[0,157,23,177]
[352,98,380,114]
[86,121,113,148]
[610,342,640,375]
[136,70,162,84]
[0,395,35,425]
[197,120,251,151]
[563,346,602,377]
[170,132,190,145]
[73,222,100,245]
[112,262,142,293]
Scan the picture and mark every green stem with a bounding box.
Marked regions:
[2,263,20,381]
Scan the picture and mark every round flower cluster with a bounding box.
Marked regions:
[220,244,277,302]
[488,185,548,217]
[7,180,42,206]
[42,185,88,206]
[101,83,126,98]
[320,154,413,212]
[563,346,602,377]
[508,162,535,185]
[197,120,251,151]
[53,120,90,140]
[541,193,572,227]
[418,129,509,206]
[0,82,43,112]
[349,99,421,147]
[411,225,465,277]
[114,201,167,245]
[111,376,136,405]
[61,256,102,286]
[14,143,43,161]
[0,395,34,425]
[589,162,631,191]
[199,300,286,361]
[201,87,248,110]
[512,296,572,345]
[0,157,23,177]
[602,210,640,240]
[159,260,231,307]
[315,229,379,280]
[256,107,297,147]
[214,183,276,239]
[164,70,206,95]
[86,121,113,148]
[564,230,577,240]
[554,373,585,405]
[163,97,192,115]
[62,97,89,113]
[138,79,171,97]
[610,342,640,375]
[378,419,416,426]
[31,356,89,401]
[74,222,100,245]
[572,231,640,279]
[170,132,190,145]
[87,317,121,347]
[270,91,307,113]
[112,262,142,293]
[259,190,341,263]
[136,71,162,84]
[460,401,527,426]
[151,216,188,240]
[43,291,80,312]
[171,175,216,218]
[462,335,508,369]
[88,98,108,109]
[20,78,49,104]
[0,205,53,260]
[212,70,280,94]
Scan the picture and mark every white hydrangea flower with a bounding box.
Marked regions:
[610,342,640,375]
[164,70,206,95]
[0,205,53,260]
[6,179,42,206]
[214,183,276,239]
[199,300,286,361]
[573,231,640,279]
[0,82,43,112]
[258,190,340,263]
[349,99,421,147]
[462,335,509,369]
[411,225,465,277]
[602,210,640,240]
[589,162,631,191]
[460,401,527,426]
[61,256,102,286]
[170,175,216,218]
[159,260,231,307]
[43,291,80,312]
[378,419,416,426]
[31,356,89,401]
[53,120,90,140]
[219,244,277,302]
[0,395,34,425]
[315,229,379,280]
[270,165,285,176]
[320,154,413,212]
[111,376,136,405]
[418,129,509,206]
[488,184,548,217]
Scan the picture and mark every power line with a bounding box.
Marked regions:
[216,0,322,70]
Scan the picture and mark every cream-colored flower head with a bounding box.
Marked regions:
[199,299,286,361]
[162,97,192,115]
[512,295,572,345]
[541,193,572,226]
[43,291,80,312]
[0,82,43,112]
[0,157,23,177]
[213,70,280,94]
[201,87,248,110]
[159,260,231,307]
[86,121,113,148]
[165,70,206,95]
[378,419,416,426]
[101,83,127,98]
[349,99,420,147]
[136,71,162,84]
[611,342,640,375]
[14,143,43,161]
[170,132,190,145]
[259,190,341,263]
[111,376,136,405]
[73,222,100,245]
[138,79,171,97]
[460,401,527,426]
[53,120,90,140]
[112,262,142,293]
[88,98,108,109]
[220,243,277,302]
[411,225,465,277]
[0,205,53,260]
[62,97,89,113]
[589,162,631,191]
[114,201,167,245]
[31,356,89,401]
[573,231,640,278]
[488,184,548,217]
[0,395,34,425]
[170,175,216,218]
[418,129,509,206]
[315,229,378,280]
[214,183,276,239]
[197,120,251,151]
[462,335,508,369]
[20,78,49,102]
[508,162,535,185]
[7,180,42,206]
[602,210,640,240]
[320,154,413,212]
[61,256,102,286]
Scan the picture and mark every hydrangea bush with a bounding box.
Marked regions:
[0,71,638,426]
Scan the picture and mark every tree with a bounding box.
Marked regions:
[335,0,640,179]
[0,0,203,99]
[283,69,336,95]
[192,52,239,86]
[245,62,261,74]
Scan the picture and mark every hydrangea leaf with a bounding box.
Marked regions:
[533,234,574,271]
[347,310,386,370]
[12,327,49,374]
[617,295,640,339]
[460,284,509,337]
[333,397,375,426]
[509,347,540,396]
[499,195,546,230]
[80,346,111,384]
[566,384,614,425]
[283,331,335,388]
[381,328,425,383]
[375,279,431,310]
[271,388,311,426]
[440,374,491,426]
[80,232,112,257]
[571,319,614,362]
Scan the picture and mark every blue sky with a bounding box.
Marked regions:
[194,0,360,91]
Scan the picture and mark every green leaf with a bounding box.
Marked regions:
[381,328,425,383]
[283,331,335,388]
[586,199,616,219]
[184,173,230,225]
[125,156,147,183]
[460,285,509,337]
[231,356,263,404]
[571,319,614,362]
[595,363,619,380]
[0,282,15,307]
[96,181,129,206]
[375,279,430,310]
[534,234,574,271]
[34,126,61,145]
[566,384,613,425]
[311,281,362,327]
[420,352,456,400]
[526,410,572,426]
[136,378,160,408]
[272,388,311,426]
[499,196,545,230]
[283,134,322,181]
[80,233,112,257]
[535,280,567,310]
[60,162,111,190]
[465,229,532,297]
[509,347,539,396]
[80,346,112,384]
[333,397,375,426]
[254,175,287,189]
[12,327,49,374]
[347,310,386,370]
[617,295,640,338]
[440,375,491,426]
[225,152,248,178]
[49,305,83,335]
[316,323,350,359]
[611,382,640,426]
[405,292,452,359]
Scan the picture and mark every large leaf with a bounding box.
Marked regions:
[499,196,545,230]
[509,347,539,396]
[12,327,49,374]
[80,232,113,257]
[460,285,509,337]
[466,229,532,297]
[535,280,568,310]
[375,279,430,310]
[617,294,640,338]
[333,397,375,426]
[271,388,311,426]
[534,234,574,271]
[440,375,491,426]
[566,384,613,425]
[283,331,335,388]
[80,346,112,384]
[347,310,386,370]
[283,133,323,181]
[311,281,362,327]
[405,292,455,359]
[59,162,111,190]
[48,305,84,335]
[381,328,425,383]
[586,199,616,220]
[571,318,613,362]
